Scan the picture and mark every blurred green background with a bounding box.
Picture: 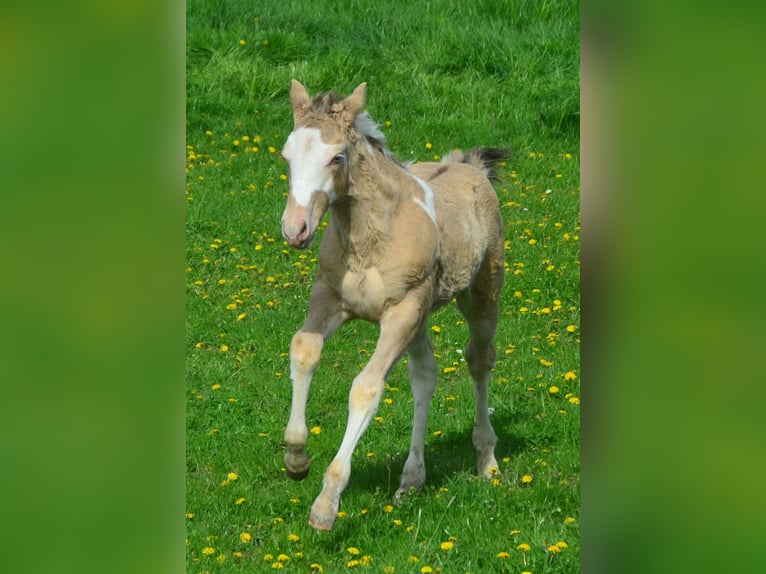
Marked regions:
[1,1,765,573]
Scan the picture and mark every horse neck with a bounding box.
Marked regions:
[329,140,403,257]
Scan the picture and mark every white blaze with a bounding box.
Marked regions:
[282,127,342,207]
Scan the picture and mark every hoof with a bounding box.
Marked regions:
[286,466,310,481]
[284,453,310,481]
[308,507,336,531]
[394,484,420,502]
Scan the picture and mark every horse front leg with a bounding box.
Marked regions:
[284,276,348,480]
[308,294,426,531]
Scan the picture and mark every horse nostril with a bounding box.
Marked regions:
[298,220,308,240]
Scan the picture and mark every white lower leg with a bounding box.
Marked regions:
[309,373,384,530]
[284,331,323,480]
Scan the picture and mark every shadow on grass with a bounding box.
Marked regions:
[346,408,529,496]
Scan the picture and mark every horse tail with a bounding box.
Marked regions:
[441,147,511,182]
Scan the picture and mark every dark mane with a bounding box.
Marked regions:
[309,91,344,114]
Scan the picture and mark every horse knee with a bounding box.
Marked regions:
[349,374,384,411]
[290,331,323,375]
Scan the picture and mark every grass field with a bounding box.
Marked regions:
[186,1,579,572]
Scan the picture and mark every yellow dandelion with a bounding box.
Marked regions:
[347,560,360,567]
[547,544,562,553]
[564,370,577,381]
[383,504,394,513]
[202,547,215,556]
[288,533,300,542]
[277,553,290,562]
[517,543,531,552]
[347,547,360,556]
[383,398,393,405]
[361,555,372,566]
[310,426,321,435]
[264,553,274,561]
[440,541,454,550]
[337,511,348,518]
[443,366,457,374]
[510,529,521,535]
[393,519,402,526]
[272,563,284,570]
[408,555,419,564]
[565,516,576,524]
[566,325,576,333]
[425,142,433,150]
[211,383,222,390]
[220,344,229,352]
[237,312,246,321]
[239,39,246,46]
[235,497,246,505]
[227,472,239,481]
[239,532,251,543]
[496,551,510,558]
[549,386,560,394]
[384,567,395,574]
[431,325,441,333]
[421,567,433,573]
[569,396,580,405]
[539,358,553,367]
[268,146,277,153]
[233,551,243,558]
[521,474,533,484]
[310,564,324,573]
[557,541,568,549]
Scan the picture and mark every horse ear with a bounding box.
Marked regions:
[341,82,367,124]
[290,79,311,123]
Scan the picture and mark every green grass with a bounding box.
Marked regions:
[186,0,579,572]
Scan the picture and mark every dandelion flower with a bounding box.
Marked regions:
[310,426,321,435]
[383,504,394,513]
[517,543,531,552]
[272,562,284,569]
[496,551,510,558]
[239,532,251,543]
[549,386,560,394]
[347,547,360,555]
[310,564,324,573]
[425,142,433,150]
[521,474,533,484]
[421,567,433,573]
[442,366,457,374]
[539,358,553,367]
[440,541,454,550]
[569,397,580,405]
[288,533,300,542]
[202,547,215,556]
[235,497,246,505]
[277,554,290,562]
[565,516,576,524]
[564,370,577,381]
[228,472,239,481]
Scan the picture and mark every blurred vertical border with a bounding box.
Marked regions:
[0,1,184,572]
[583,1,766,573]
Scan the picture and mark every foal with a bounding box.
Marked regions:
[280,80,508,531]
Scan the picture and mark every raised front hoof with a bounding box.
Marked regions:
[308,508,336,531]
[285,465,310,481]
[284,453,311,481]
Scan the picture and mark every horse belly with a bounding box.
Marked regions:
[340,267,386,320]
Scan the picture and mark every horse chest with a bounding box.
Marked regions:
[338,266,387,320]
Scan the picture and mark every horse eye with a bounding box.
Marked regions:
[329,154,344,166]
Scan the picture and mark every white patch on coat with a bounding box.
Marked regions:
[409,174,437,224]
[282,127,342,207]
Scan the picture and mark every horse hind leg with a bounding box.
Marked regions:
[457,288,501,479]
